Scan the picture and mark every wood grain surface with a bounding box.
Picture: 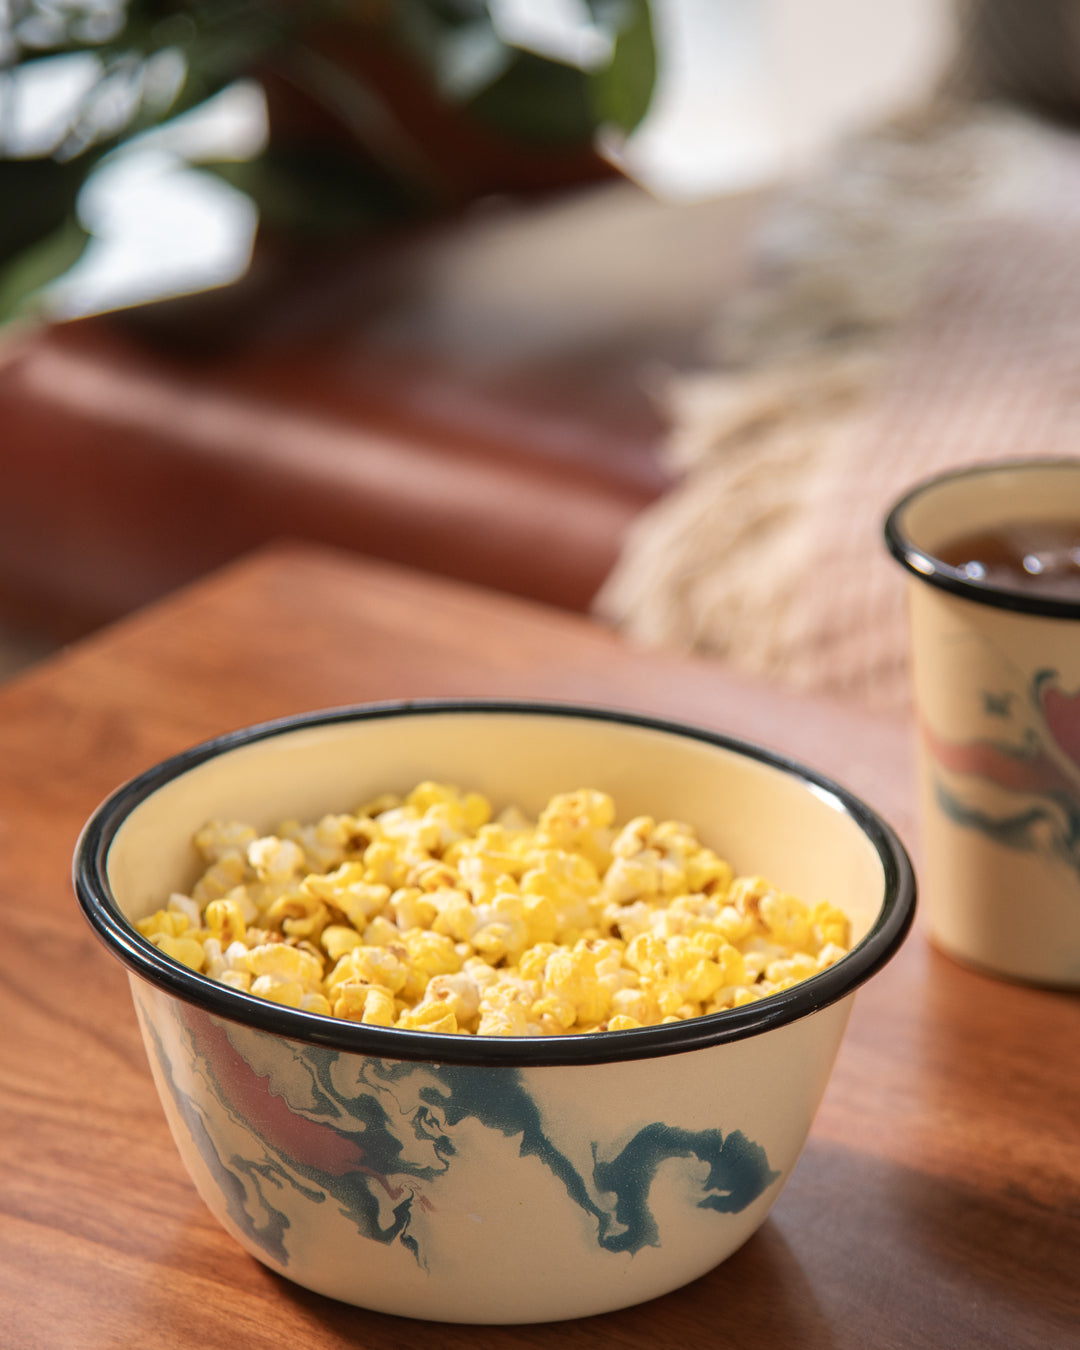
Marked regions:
[1,542,1077,1350]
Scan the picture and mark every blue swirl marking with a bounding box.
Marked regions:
[415,1063,609,1233]
[416,1065,780,1254]
[935,778,1080,874]
[149,1000,780,1269]
[141,1012,293,1266]
[593,1124,780,1252]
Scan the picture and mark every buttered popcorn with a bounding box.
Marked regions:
[137,784,852,1035]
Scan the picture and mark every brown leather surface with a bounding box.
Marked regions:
[0,189,691,637]
[0,302,671,638]
[0,177,775,642]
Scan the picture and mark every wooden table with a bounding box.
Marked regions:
[2,543,1077,1349]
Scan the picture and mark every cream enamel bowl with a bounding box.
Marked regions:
[74,701,915,1325]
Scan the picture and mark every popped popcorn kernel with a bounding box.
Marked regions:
[813,901,852,951]
[152,933,205,972]
[191,853,247,906]
[245,942,324,987]
[397,1000,459,1034]
[333,983,396,1026]
[219,968,252,993]
[327,944,408,996]
[251,976,305,1008]
[137,909,190,941]
[194,820,258,864]
[204,895,247,946]
[322,924,365,961]
[302,862,389,927]
[153,783,852,1035]
[167,892,201,931]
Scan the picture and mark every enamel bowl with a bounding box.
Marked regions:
[74,701,915,1324]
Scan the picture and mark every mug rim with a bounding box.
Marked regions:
[73,699,916,1068]
[884,457,1080,619]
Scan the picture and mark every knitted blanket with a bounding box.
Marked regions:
[595,107,1080,710]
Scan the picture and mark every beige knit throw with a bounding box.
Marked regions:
[595,106,1080,711]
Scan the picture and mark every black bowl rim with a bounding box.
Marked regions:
[883,456,1080,619]
[73,699,916,1067]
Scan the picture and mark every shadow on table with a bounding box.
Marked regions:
[271,1217,838,1349]
[778,1136,1080,1349]
[883,1158,1080,1341]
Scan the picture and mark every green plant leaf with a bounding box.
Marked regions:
[0,214,90,323]
[0,155,91,260]
[465,48,596,144]
[588,0,656,133]
[204,151,417,236]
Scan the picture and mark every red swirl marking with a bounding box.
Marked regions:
[182,1004,402,1195]
[1040,682,1080,773]
[921,719,1079,798]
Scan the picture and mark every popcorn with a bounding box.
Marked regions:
[327,944,408,996]
[151,933,206,972]
[194,820,257,864]
[204,895,247,945]
[146,783,852,1036]
[333,983,396,1025]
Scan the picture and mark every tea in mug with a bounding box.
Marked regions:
[936,520,1080,601]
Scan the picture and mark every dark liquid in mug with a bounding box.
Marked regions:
[936,520,1080,600]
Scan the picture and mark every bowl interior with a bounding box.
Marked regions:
[104,707,887,946]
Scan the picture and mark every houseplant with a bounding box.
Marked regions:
[0,0,657,322]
